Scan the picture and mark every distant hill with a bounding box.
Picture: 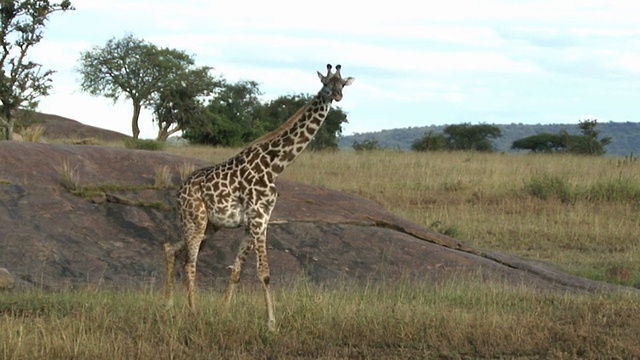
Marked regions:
[16,111,130,142]
[339,122,640,156]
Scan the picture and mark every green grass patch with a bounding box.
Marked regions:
[523,173,574,202]
[123,138,165,151]
[584,176,640,202]
[70,183,153,198]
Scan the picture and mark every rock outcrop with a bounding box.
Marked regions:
[0,141,635,295]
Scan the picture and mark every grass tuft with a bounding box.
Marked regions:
[54,158,80,191]
[177,161,196,184]
[154,165,174,190]
[524,172,573,202]
[20,124,46,142]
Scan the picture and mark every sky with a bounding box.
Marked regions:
[29,0,640,139]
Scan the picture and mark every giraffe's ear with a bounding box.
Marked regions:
[343,77,355,86]
[317,71,325,80]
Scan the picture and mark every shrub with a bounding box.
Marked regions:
[352,138,384,151]
[524,173,573,202]
[411,131,448,152]
[123,138,165,151]
[585,177,640,202]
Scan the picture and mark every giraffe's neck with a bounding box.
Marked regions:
[249,90,333,175]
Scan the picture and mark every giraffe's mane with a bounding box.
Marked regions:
[245,103,310,148]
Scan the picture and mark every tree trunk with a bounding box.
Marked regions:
[156,124,181,142]
[156,129,168,142]
[0,110,14,141]
[131,102,141,139]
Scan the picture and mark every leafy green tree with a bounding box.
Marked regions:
[511,133,566,153]
[152,66,220,141]
[261,93,348,151]
[309,105,347,151]
[511,120,611,156]
[185,90,350,150]
[411,130,448,152]
[260,94,307,132]
[78,34,197,139]
[411,124,501,152]
[352,138,383,151]
[182,80,264,146]
[444,123,502,152]
[565,119,611,155]
[0,0,73,140]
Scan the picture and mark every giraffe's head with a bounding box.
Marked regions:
[317,64,355,102]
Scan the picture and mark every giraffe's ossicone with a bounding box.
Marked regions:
[163,64,354,331]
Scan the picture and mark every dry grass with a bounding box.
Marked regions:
[19,124,46,142]
[2,276,640,359]
[165,146,640,287]
[177,161,196,183]
[54,158,80,191]
[154,165,174,190]
[5,143,639,358]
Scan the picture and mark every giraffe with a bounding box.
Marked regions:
[163,64,354,331]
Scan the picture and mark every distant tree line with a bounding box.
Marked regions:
[76,34,347,149]
[410,124,502,152]
[511,120,611,155]
[355,120,612,156]
[1,10,347,148]
[0,6,616,155]
[180,87,346,150]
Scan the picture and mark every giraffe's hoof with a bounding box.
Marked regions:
[267,319,276,332]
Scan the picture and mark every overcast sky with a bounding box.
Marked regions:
[32,0,640,139]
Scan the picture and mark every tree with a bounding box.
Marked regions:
[410,124,502,152]
[511,119,612,155]
[78,34,196,139]
[411,130,448,152]
[0,0,73,140]
[152,66,220,141]
[182,80,264,146]
[511,133,566,153]
[184,90,350,150]
[352,138,383,151]
[262,93,348,151]
[309,104,347,151]
[444,123,502,152]
[565,119,611,155]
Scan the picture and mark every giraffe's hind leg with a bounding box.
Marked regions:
[248,215,275,331]
[175,196,208,312]
[255,232,275,331]
[183,225,206,312]
[223,233,254,304]
[163,240,184,308]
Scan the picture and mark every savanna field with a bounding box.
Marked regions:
[2,143,640,359]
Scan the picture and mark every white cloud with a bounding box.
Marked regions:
[19,0,640,139]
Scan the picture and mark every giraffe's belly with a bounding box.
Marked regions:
[208,205,246,229]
